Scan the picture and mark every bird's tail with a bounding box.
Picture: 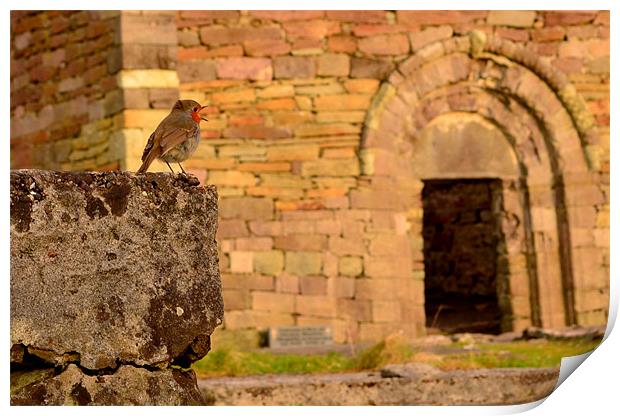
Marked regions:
[136,148,160,174]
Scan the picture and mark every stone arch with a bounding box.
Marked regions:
[360,31,604,329]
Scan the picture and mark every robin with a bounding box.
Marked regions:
[136,99,208,174]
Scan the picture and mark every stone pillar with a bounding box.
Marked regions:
[10,170,223,405]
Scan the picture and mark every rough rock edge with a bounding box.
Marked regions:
[10,170,223,371]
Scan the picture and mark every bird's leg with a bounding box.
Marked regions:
[165,161,175,174]
[178,163,187,175]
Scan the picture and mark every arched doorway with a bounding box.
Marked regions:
[358,31,606,333]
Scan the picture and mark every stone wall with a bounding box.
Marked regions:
[11,11,122,171]
[10,10,610,343]
[10,170,223,405]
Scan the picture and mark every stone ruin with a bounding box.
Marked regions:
[10,170,224,405]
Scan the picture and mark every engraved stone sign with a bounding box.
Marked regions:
[269,326,333,348]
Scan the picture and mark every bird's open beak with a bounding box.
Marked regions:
[199,105,208,122]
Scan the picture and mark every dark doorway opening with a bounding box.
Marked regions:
[422,179,503,334]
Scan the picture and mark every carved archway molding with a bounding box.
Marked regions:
[360,31,604,328]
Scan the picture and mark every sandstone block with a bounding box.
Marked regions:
[300,276,327,295]
[223,289,250,310]
[339,256,363,276]
[285,252,322,276]
[327,277,355,298]
[372,300,402,322]
[220,196,273,220]
[250,10,324,21]
[252,291,295,313]
[274,57,316,79]
[267,144,320,161]
[254,250,285,276]
[409,26,453,51]
[216,57,273,81]
[217,219,249,238]
[177,60,217,83]
[230,251,254,273]
[317,53,350,76]
[358,34,410,55]
[296,295,337,318]
[208,171,258,187]
[314,94,372,111]
[328,35,357,53]
[275,235,327,251]
[245,39,292,57]
[336,298,372,321]
[301,159,360,177]
[199,26,282,46]
[10,171,223,372]
[276,274,300,293]
[282,20,340,40]
[487,10,536,27]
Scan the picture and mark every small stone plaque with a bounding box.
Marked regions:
[268,326,333,348]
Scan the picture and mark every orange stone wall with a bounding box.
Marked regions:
[11,10,610,342]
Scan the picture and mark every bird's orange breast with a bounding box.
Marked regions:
[191,112,201,123]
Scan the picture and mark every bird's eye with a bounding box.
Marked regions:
[193,107,198,112]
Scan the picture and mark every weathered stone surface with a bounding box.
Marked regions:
[11,364,204,405]
[10,170,224,371]
[198,367,559,405]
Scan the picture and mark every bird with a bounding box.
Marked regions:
[136,99,208,174]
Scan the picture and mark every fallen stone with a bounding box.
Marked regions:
[522,325,605,341]
[11,364,204,405]
[198,367,559,405]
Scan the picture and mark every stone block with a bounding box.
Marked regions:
[216,57,273,81]
[329,237,366,256]
[336,299,372,322]
[327,277,355,298]
[358,34,410,55]
[120,13,177,45]
[276,274,300,293]
[282,20,340,40]
[275,235,327,251]
[300,276,327,295]
[208,171,258,187]
[364,255,411,279]
[285,252,322,276]
[223,289,250,311]
[199,26,282,46]
[10,171,223,372]
[317,53,350,76]
[220,197,273,220]
[314,94,372,111]
[229,251,254,273]
[217,219,249,238]
[254,250,284,276]
[274,56,316,79]
[177,60,217,83]
[339,256,363,277]
[328,35,357,53]
[252,291,295,313]
[409,26,453,51]
[543,11,597,26]
[245,39,292,57]
[372,300,402,322]
[301,159,360,177]
[296,295,337,318]
[267,144,320,161]
[117,69,179,88]
[487,11,536,27]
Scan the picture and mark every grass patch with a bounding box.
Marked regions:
[193,336,601,378]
